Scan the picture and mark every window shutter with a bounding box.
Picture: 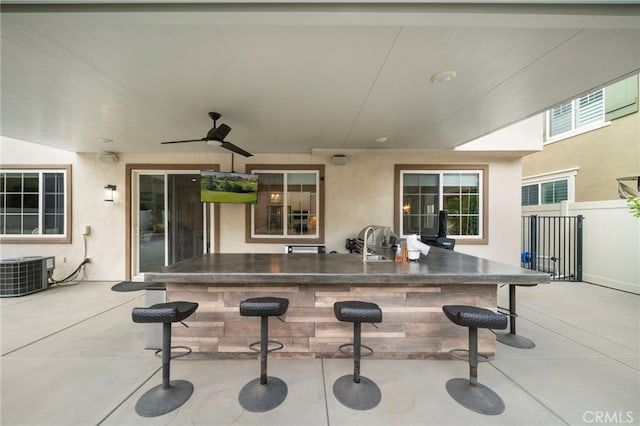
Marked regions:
[549,103,572,137]
[553,180,568,203]
[541,180,568,204]
[521,184,538,206]
[605,75,638,121]
[576,89,604,128]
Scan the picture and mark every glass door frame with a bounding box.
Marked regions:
[125,164,219,281]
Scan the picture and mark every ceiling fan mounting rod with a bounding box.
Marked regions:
[209,111,221,125]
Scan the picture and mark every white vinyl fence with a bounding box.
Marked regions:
[523,200,639,294]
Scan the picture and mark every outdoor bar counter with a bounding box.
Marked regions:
[145,248,548,359]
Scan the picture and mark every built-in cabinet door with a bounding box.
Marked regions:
[132,171,212,280]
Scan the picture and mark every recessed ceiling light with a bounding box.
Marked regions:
[375,137,388,143]
[431,70,457,84]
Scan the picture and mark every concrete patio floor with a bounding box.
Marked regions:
[1,280,639,425]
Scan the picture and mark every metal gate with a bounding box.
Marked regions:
[521,215,583,281]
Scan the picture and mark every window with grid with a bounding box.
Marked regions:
[0,166,71,243]
[395,165,487,242]
[547,88,605,138]
[246,165,324,243]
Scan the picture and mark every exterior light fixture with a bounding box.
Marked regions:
[270,193,281,203]
[104,184,117,202]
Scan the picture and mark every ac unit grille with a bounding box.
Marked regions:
[0,257,53,297]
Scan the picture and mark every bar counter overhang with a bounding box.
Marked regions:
[145,248,549,359]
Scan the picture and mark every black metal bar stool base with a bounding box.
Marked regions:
[496,332,536,349]
[495,284,536,349]
[239,376,288,412]
[333,374,381,410]
[135,380,194,417]
[446,378,505,415]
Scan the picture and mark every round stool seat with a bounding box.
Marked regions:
[240,297,288,317]
[442,305,507,330]
[132,301,198,324]
[334,301,382,323]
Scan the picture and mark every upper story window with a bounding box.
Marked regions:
[0,165,72,243]
[546,75,638,142]
[246,164,324,244]
[547,89,605,138]
[547,88,605,139]
[394,165,488,244]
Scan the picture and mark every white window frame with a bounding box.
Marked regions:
[247,165,324,244]
[395,165,488,243]
[0,165,72,243]
[521,168,578,206]
[545,88,609,144]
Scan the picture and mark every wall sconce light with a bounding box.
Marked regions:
[270,193,281,203]
[104,184,117,202]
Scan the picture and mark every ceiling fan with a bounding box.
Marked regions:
[161,112,253,157]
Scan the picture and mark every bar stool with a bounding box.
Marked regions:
[131,301,199,417]
[333,300,383,410]
[496,283,537,349]
[238,296,289,412]
[442,304,507,415]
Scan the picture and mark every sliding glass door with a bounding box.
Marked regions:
[132,170,209,278]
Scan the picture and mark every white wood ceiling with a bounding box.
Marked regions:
[1,3,639,155]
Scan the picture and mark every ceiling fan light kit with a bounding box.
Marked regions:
[161,112,253,157]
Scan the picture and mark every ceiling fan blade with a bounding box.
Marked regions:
[220,141,253,157]
[161,138,207,144]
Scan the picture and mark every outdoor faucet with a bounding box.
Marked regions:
[362,226,375,262]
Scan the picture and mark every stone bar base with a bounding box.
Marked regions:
[168,282,498,359]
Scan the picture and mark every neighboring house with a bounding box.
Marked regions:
[522,74,639,205]
[521,74,640,294]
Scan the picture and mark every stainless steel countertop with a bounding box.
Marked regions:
[145,248,549,285]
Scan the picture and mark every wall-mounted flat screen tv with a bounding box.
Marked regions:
[200,171,259,204]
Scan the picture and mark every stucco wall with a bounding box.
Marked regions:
[2,137,526,281]
[521,110,639,202]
